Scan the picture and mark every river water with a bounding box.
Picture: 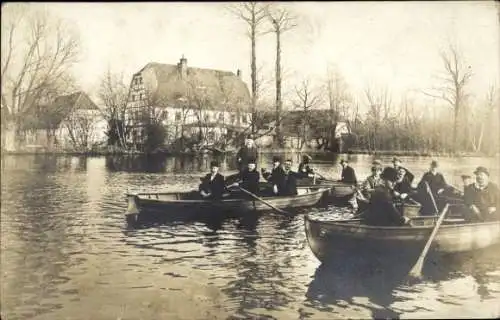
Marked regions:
[1,153,499,319]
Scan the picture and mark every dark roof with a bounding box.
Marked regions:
[136,61,251,111]
[22,91,99,130]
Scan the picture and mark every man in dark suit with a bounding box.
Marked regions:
[281,159,298,196]
[236,134,259,173]
[362,167,412,226]
[464,166,499,221]
[339,159,357,184]
[228,160,261,195]
[392,157,414,185]
[199,160,226,200]
[262,156,286,196]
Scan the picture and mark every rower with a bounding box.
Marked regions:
[262,156,286,196]
[464,166,499,221]
[199,160,226,200]
[362,167,412,226]
[392,157,415,185]
[417,160,447,213]
[297,154,315,178]
[339,159,357,184]
[228,160,260,195]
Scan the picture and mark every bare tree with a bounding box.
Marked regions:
[1,4,80,150]
[266,4,298,147]
[64,110,97,151]
[364,85,393,151]
[292,79,323,149]
[470,85,499,153]
[423,44,473,151]
[98,69,130,150]
[227,2,270,134]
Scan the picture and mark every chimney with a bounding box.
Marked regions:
[178,55,187,79]
[236,69,241,78]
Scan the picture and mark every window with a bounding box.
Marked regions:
[139,93,144,100]
[204,113,210,122]
[175,111,181,121]
[230,114,236,124]
[131,94,136,102]
[241,114,247,123]
[218,113,225,121]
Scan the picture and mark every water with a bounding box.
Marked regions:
[1,153,499,319]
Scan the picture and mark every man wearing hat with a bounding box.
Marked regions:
[362,167,412,226]
[392,157,414,185]
[464,166,499,221]
[228,159,261,196]
[297,154,315,179]
[361,161,383,199]
[236,134,259,174]
[339,159,357,184]
[262,156,286,196]
[199,160,226,200]
[417,160,448,213]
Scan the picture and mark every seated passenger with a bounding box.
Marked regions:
[281,159,298,196]
[262,156,285,195]
[361,161,383,200]
[339,159,357,184]
[228,160,261,195]
[199,160,226,200]
[394,167,414,201]
[362,167,412,227]
[464,166,499,221]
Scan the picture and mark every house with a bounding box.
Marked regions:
[126,56,252,150]
[19,91,107,152]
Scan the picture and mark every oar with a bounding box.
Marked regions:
[425,181,439,215]
[230,185,291,215]
[408,203,450,279]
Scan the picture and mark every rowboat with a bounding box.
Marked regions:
[295,177,356,202]
[126,186,329,221]
[304,214,500,265]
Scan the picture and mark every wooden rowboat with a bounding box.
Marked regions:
[304,214,500,265]
[295,177,356,200]
[126,186,329,220]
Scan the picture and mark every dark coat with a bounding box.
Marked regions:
[297,162,314,178]
[280,170,298,196]
[363,186,406,226]
[341,165,357,184]
[199,172,226,199]
[394,179,413,195]
[464,182,499,220]
[237,169,260,195]
[418,172,447,195]
[236,146,259,172]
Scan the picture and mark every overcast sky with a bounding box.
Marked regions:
[14,2,500,107]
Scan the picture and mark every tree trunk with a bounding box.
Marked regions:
[275,29,283,148]
[251,20,257,134]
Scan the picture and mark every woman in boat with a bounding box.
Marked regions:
[199,160,226,200]
[362,167,412,227]
[464,166,499,221]
[297,154,315,179]
[228,160,260,195]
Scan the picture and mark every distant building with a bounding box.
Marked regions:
[16,91,107,152]
[126,56,252,150]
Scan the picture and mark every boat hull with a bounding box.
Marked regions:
[304,215,500,264]
[126,187,329,219]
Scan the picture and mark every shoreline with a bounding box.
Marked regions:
[0,149,498,158]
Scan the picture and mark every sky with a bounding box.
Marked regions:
[6,1,500,108]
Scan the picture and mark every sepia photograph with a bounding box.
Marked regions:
[1,1,499,319]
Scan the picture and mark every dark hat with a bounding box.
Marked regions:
[247,158,256,164]
[381,167,398,182]
[340,159,348,164]
[210,160,219,167]
[392,157,401,163]
[430,160,438,168]
[247,134,255,140]
[272,156,281,163]
[285,158,293,163]
[474,166,489,176]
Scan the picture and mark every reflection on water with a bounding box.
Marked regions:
[1,154,499,319]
